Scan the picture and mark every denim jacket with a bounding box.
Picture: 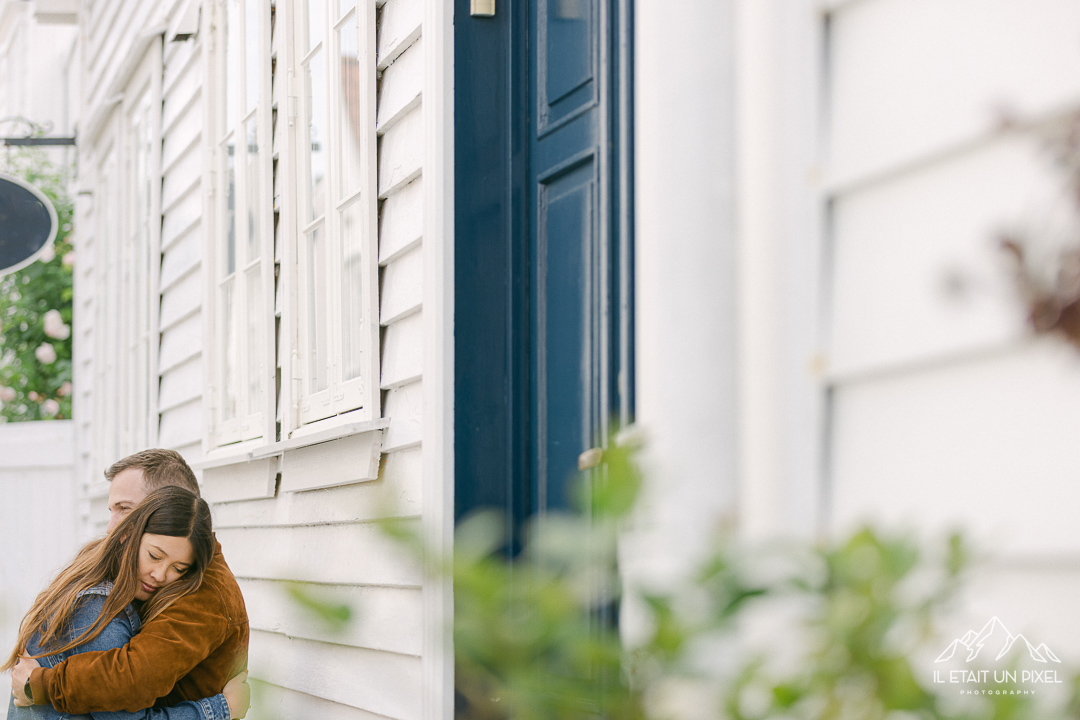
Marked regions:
[7,583,231,720]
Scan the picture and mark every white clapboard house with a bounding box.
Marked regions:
[3,0,1080,718]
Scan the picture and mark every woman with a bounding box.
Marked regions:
[3,486,246,720]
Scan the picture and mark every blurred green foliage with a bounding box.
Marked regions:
[440,443,1080,720]
[279,440,1080,720]
[0,147,74,422]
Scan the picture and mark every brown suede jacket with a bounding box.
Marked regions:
[28,538,249,714]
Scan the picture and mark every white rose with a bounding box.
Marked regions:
[43,310,70,340]
[42,399,60,416]
[35,343,57,364]
[58,382,72,397]
[62,251,76,267]
[39,244,55,263]
[0,386,15,402]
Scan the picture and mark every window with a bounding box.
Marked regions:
[210,0,273,446]
[90,45,161,468]
[289,0,378,426]
[208,0,379,452]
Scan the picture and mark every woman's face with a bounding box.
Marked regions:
[134,533,195,601]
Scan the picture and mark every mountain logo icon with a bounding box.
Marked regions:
[935,617,1061,664]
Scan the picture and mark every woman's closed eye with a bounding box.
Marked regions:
[149,552,189,574]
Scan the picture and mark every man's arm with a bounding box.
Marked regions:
[30,589,228,714]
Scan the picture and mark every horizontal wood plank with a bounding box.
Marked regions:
[161,187,202,252]
[379,244,422,325]
[161,148,203,214]
[248,630,421,720]
[380,311,423,389]
[162,33,199,94]
[159,311,202,373]
[158,355,202,411]
[377,0,423,70]
[162,106,202,174]
[159,268,202,330]
[377,105,423,198]
[829,134,1051,376]
[831,340,1080,557]
[378,178,423,266]
[240,578,422,655]
[160,234,201,293]
[218,521,421,586]
[248,681,395,720]
[377,38,423,132]
[381,380,422,451]
[158,397,203,449]
[829,0,1080,185]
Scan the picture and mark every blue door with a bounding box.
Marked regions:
[455,0,633,528]
[531,0,610,513]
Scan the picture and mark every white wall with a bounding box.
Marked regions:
[0,422,76,720]
[0,1,77,132]
[629,0,739,602]
[729,0,1080,667]
[820,0,1080,659]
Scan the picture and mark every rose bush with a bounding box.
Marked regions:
[0,147,74,422]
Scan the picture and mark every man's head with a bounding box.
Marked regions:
[106,449,200,533]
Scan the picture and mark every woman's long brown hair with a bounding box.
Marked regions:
[1,486,213,671]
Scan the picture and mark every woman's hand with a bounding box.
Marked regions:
[223,670,250,719]
[10,655,39,707]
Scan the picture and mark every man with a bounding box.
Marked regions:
[10,449,250,717]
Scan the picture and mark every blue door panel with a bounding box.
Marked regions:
[532,160,598,511]
[530,0,607,514]
[539,0,597,130]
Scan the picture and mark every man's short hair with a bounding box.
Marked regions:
[104,449,200,497]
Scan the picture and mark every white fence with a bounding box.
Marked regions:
[0,421,77,719]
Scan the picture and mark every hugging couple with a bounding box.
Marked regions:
[5,449,251,720]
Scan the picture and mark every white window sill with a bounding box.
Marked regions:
[195,413,389,471]
[255,415,390,459]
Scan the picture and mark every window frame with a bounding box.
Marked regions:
[283,0,379,433]
[205,0,276,449]
[203,0,381,461]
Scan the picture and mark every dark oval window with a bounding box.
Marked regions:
[0,174,57,276]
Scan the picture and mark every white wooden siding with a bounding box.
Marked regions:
[155,30,206,469]
[219,2,428,719]
[831,340,1080,555]
[0,422,77,720]
[70,0,430,716]
[248,682,395,720]
[379,177,423,264]
[823,0,1080,562]
[828,0,1080,188]
[240,579,422,654]
[249,630,421,720]
[828,134,1056,378]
